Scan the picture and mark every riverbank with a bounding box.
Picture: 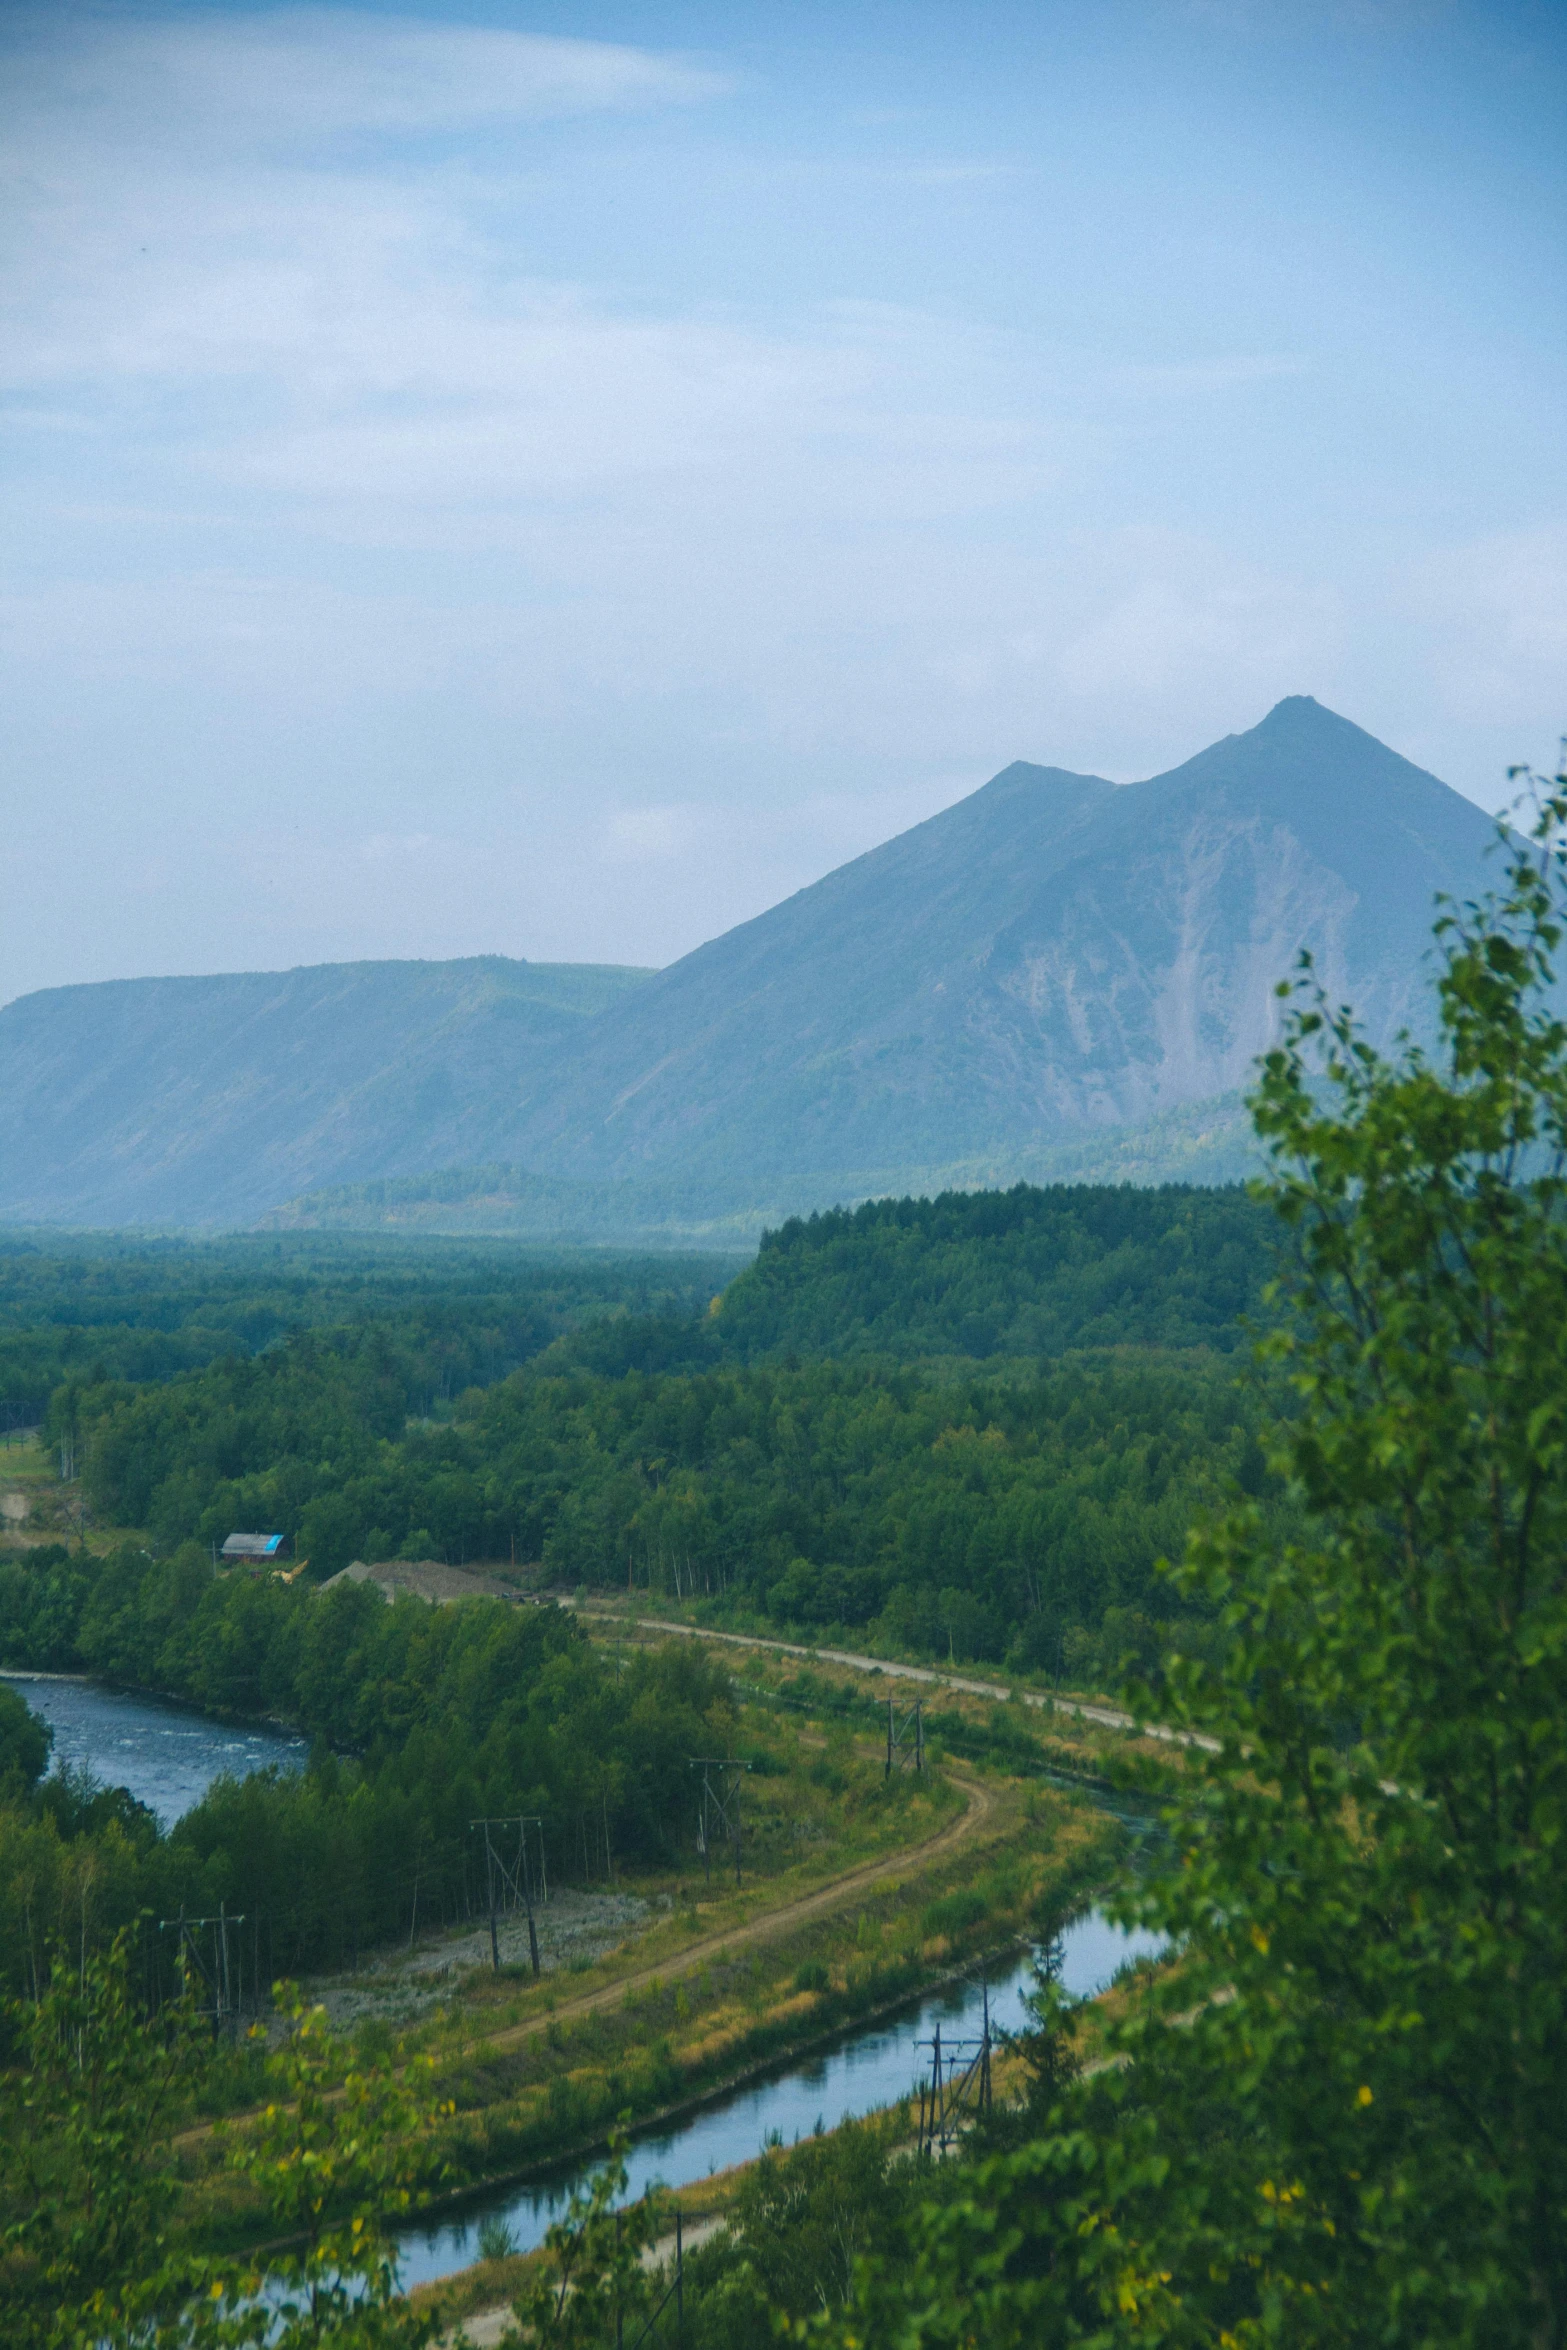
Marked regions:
[1,1666,307,1826]
[411,1892,1168,2333]
[179,1752,1120,2265]
[2,1611,1144,2295]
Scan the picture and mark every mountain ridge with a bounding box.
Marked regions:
[0,958,653,1227]
[498,696,1495,1191]
[0,699,1500,1229]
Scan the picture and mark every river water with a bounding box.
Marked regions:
[8,1673,1162,2291]
[392,1904,1164,2288]
[1,1672,307,1825]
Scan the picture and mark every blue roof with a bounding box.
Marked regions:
[221,1532,286,1559]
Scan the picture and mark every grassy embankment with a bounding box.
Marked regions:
[179,1687,1123,2261]
[579,1601,1188,1790]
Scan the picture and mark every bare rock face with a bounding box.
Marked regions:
[503,696,1495,1194]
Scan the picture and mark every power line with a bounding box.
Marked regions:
[469,1814,546,1975]
[885,1696,924,1777]
[915,1981,992,2157]
[688,1759,749,1888]
[158,1902,247,2035]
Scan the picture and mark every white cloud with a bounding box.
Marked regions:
[1400,526,1567,729]
[362,829,441,861]
[0,3,1553,999]
[5,9,727,152]
[603,806,697,861]
[1109,355,1308,397]
[1056,536,1342,703]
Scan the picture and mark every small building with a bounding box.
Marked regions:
[221,1532,286,1564]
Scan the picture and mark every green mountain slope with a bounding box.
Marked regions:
[518,1180,1279,1381]
[709,1182,1278,1361]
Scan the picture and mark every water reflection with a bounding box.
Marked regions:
[4,1676,1169,2297]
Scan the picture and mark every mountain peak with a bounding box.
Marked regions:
[0,704,1501,1226]
[1253,693,1370,742]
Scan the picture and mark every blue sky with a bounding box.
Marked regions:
[2,0,1563,998]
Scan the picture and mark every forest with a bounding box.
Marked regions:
[0,1233,740,1419]
[0,1175,1289,1690]
[0,1180,1286,2014]
[48,1348,1276,1675]
[0,1576,735,1994]
[711,1181,1277,1360]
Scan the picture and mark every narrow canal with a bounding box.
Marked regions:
[6,1672,1163,2292]
[393,1906,1163,2288]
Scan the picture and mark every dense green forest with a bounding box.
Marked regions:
[0,1573,734,1994]
[0,1233,740,1418]
[0,1181,1273,1427]
[712,1183,1276,1360]
[0,1179,1284,1686]
[0,1180,1283,2015]
[52,1348,1276,1674]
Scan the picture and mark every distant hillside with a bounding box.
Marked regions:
[710,1183,1278,1363]
[0,1227,743,1404]
[0,958,651,1227]
[260,1097,1266,1244]
[516,1180,1279,1379]
[0,698,1498,1228]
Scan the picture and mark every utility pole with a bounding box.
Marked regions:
[469,1816,546,1975]
[689,1759,749,1888]
[885,1698,924,1777]
[916,1985,991,2156]
[160,1903,246,2035]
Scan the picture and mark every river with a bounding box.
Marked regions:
[392,1905,1163,2289]
[1,1672,307,1825]
[8,1673,1162,2291]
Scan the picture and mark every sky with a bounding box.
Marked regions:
[2,0,1564,1003]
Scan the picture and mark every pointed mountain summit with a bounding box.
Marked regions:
[506,698,1497,1200]
[0,701,1500,1228]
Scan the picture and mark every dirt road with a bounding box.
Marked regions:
[175,1757,997,2159]
[569,1606,1220,1755]
[479,1762,995,2059]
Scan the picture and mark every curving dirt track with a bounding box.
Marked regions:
[174,1762,996,2155]
[481,1762,995,2057]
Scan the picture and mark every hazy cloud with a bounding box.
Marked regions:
[3,9,727,149]
[1,1,1561,999]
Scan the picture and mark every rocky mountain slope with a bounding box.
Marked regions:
[499,696,1496,1199]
